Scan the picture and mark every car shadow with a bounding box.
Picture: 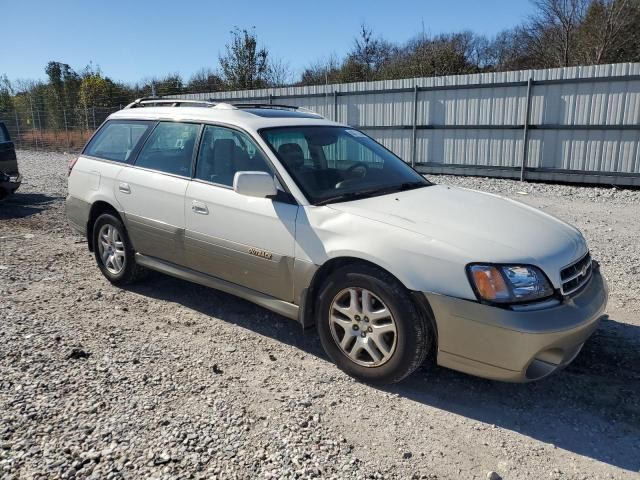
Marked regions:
[126,272,327,358]
[127,272,640,472]
[385,316,640,472]
[0,192,62,219]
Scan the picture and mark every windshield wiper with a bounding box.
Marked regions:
[354,181,429,198]
[315,181,429,206]
[397,181,430,191]
[315,190,378,206]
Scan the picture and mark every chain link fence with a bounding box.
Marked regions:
[0,103,130,152]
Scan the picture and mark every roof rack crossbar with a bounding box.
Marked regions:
[124,97,218,109]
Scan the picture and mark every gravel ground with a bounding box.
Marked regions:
[1,150,639,480]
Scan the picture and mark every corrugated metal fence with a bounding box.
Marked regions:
[176,62,640,186]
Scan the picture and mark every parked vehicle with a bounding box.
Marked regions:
[65,98,608,384]
[0,121,22,200]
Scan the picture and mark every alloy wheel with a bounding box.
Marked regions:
[329,287,398,367]
[97,224,126,275]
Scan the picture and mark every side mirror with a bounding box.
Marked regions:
[233,171,277,198]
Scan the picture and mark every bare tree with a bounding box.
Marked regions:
[528,0,589,67]
[577,0,640,64]
[266,57,293,87]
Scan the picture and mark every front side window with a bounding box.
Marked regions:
[84,120,153,162]
[135,122,200,176]
[195,125,273,187]
[261,126,429,204]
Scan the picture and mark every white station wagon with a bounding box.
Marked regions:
[66,99,608,384]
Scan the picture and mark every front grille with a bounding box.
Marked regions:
[560,252,592,296]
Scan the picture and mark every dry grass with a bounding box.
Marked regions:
[17,129,94,152]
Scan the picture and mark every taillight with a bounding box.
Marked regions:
[68,157,79,176]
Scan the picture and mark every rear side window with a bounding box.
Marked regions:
[0,123,10,143]
[84,120,153,162]
[135,122,200,177]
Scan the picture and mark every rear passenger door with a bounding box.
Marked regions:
[115,121,200,266]
[184,124,298,301]
[75,119,154,222]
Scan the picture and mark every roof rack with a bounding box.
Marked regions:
[124,97,218,109]
[232,103,300,110]
[233,103,324,118]
[122,97,324,118]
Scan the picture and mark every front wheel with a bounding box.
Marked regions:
[316,264,432,384]
[93,213,143,286]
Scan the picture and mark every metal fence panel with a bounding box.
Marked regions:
[366,128,413,161]
[174,62,640,185]
[4,62,638,185]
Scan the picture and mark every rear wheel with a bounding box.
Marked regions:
[93,213,143,285]
[316,264,432,384]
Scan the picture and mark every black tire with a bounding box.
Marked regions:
[92,213,143,286]
[316,264,432,385]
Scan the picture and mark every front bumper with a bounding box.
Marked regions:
[425,268,608,382]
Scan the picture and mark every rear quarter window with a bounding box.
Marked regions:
[84,120,154,162]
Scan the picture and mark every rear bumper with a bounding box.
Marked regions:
[0,172,22,193]
[65,195,91,235]
[425,267,608,382]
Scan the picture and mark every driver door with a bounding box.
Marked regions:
[184,124,298,301]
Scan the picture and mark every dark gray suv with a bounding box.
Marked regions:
[0,121,22,200]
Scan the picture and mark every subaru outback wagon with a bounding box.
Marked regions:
[66,98,608,384]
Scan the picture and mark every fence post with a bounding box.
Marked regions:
[520,77,533,182]
[14,110,21,148]
[92,106,97,130]
[63,109,71,150]
[411,84,418,167]
[29,96,38,151]
[333,90,338,122]
[36,109,43,150]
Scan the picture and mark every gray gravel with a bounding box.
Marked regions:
[1,150,639,479]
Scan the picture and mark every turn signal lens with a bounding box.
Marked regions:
[469,265,511,301]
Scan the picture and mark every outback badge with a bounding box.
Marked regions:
[248,247,273,260]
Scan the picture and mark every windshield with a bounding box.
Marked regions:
[260,126,429,205]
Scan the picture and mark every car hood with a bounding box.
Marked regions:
[327,185,587,286]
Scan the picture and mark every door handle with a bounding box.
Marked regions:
[118,182,131,194]
[191,200,209,215]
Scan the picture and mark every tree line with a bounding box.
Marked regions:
[1,0,639,133]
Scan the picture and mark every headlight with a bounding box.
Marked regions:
[467,264,554,304]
